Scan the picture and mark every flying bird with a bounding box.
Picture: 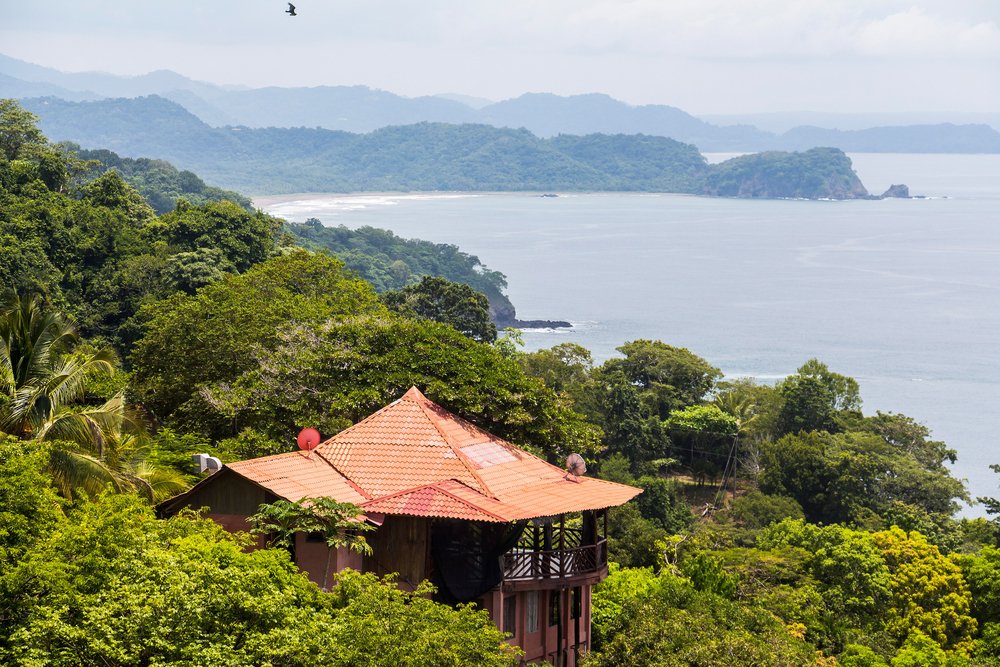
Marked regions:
[285,3,296,16]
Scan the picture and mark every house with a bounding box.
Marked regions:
[159,387,641,666]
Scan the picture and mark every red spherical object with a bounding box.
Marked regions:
[297,427,321,451]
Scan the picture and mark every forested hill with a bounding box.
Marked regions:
[73,146,253,214]
[23,95,871,199]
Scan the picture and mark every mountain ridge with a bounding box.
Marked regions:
[3,54,997,153]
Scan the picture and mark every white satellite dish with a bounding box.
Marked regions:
[565,453,587,480]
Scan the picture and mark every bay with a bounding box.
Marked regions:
[256,153,1000,515]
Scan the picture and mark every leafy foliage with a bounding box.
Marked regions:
[586,568,818,666]
[777,358,861,435]
[129,250,386,426]
[73,145,252,214]
[760,430,967,524]
[0,294,183,500]
[286,218,516,323]
[0,491,516,666]
[384,275,497,342]
[192,314,601,459]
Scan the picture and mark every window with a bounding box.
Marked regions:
[526,591,539,633]
[503,595,517,635]
[549,590,561,627]
[572,587,582,619]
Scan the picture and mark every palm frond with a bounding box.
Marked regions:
[34,393,148,459]
[47,445,124,499]
[128,460,191,502]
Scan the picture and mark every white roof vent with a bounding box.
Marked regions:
[193,453,223,474]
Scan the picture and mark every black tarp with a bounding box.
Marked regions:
[431,519,527,603]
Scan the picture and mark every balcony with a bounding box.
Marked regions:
[501,518,609,590]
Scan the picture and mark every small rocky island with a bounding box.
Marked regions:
[881,183,910,198]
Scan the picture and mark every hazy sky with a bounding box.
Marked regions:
[2,0,998,114]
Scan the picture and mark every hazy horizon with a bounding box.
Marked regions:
[3,0,998,116]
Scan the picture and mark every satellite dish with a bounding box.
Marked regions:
[297,427,321,451]
[565,453,587,479]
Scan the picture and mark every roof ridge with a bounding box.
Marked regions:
[362,480,509,522]
[313,449,373,500]
[409,393,496,499]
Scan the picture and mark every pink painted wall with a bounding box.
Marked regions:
[491,586,592,667]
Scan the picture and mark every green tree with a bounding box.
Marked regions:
[518,342,594,394]
[163,247,236,294]
[129,250,386,424]
[589,563,662,648]
[726,491,805,530]
[0,492,517,666]
[325,571,520,667]
[634,475,694,533]
[0,437,64,571]
[777,359,861,435]
[666,403,739,480]
[197,314,601,459]
[81,169,156,227]
[759,430,966,524]
[605,340,722,418]
[587,367,668,465]
[585,569,817,666]
[0,99,45,161]
[384,275,497,342]
[143,200,280,272]
[871,527,976,655]
[758,520,893,626]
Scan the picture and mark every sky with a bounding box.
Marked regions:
[2,0,999,114]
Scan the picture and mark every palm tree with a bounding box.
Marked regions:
[0,293,186,500]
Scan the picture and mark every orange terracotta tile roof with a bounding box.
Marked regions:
[222,387,641,521]
[228,450,368,505]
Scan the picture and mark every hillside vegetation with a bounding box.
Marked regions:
[24,95,870,199]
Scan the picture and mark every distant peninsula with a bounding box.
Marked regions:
[26,95,874,200]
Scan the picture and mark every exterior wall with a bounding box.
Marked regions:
[206,512,254,535]
[175,470,269,516]
[362,515,430,591]
[294,537,364,589]
[491,585,592,667]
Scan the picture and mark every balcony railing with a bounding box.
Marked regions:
[502,539,607,582]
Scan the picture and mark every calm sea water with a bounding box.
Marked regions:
[257,153,1000,515]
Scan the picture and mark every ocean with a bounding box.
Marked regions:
[256,153,1000,515]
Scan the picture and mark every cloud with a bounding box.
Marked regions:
[856,8,1000,57]
[1,0,996,111]
[412,1,1000,61]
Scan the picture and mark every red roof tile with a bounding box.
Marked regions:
[228,450,368,505]
[222,387,641,521]
[361,481,519,522]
